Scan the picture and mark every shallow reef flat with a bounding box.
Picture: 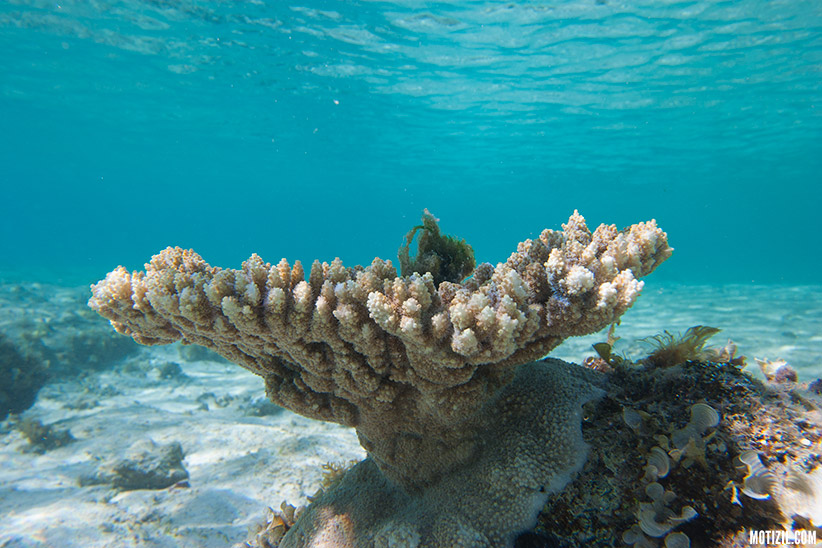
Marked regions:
[0,281,820,547]
[0,283,365,547]
[553,283,822,379]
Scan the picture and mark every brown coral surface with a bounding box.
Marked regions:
[89,212,670,488]
[88,212,673,547]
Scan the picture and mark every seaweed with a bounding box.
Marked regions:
[642,325,722,368]
[398,209,475,285]
[319,460,359,492]
[587,324,628,371]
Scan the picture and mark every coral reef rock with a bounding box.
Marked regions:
[89,211,671,546]
[15,417,75,453]
[536,355,822,547]
[0,333,48,420]
[82,439,189,491]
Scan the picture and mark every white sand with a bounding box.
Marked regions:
[0,346,364,548]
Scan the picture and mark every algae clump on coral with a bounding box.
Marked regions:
[398,208,475,285]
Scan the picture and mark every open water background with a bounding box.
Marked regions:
[1,0,820,285]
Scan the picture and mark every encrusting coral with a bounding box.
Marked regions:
[88,211,671,547]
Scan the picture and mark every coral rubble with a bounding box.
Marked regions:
[89,211,671,546]
[14,417,75,453]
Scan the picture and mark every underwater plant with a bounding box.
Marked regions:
[397,208,475,285]
[589,323,626,369]
[642,325,722,368]
[89,211,671,547]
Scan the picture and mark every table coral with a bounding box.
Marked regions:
[89,211,671,546]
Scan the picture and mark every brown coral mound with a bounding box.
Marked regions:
[89,211,671,547]
[89,211,669,486]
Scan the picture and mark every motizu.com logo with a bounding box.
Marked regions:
[748,529,817,545]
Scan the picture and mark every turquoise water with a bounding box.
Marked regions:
[1,0,820,285]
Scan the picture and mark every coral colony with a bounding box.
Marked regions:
[90,212,822,547]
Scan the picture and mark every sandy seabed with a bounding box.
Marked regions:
[1,282,820,547]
